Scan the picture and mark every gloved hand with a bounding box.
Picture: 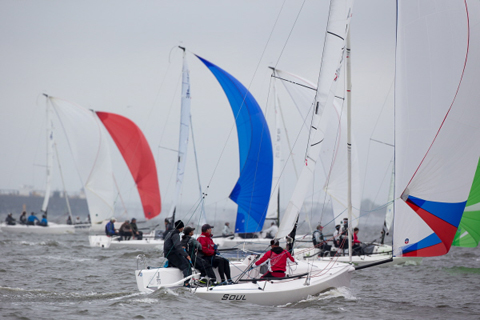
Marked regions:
[213,244,218,250]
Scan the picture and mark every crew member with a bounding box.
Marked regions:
[255,239,295,278]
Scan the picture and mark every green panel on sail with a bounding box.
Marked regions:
[453,158,480,247]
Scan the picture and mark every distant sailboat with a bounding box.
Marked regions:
[1,96,76,234]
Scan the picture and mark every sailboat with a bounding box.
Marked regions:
[1,96,75,234]
[88,111,162,248]
[135,2,355,303]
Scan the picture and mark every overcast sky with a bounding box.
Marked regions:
[0,1,396,222]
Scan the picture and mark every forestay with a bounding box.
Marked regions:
[393,0,480,257]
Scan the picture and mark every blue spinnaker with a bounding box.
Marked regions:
[196,55,273,233]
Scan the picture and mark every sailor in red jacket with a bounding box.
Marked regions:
[255,239,295,278]
[197,224,233,284]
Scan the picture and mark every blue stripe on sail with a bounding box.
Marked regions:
[196,55,273,233]
[402,233,442,254]
[408,195,466,228]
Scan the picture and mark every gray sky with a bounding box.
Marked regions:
[0,0,396,221]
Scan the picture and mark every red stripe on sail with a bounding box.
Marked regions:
[406,199,456,254]
[96,112,161,219]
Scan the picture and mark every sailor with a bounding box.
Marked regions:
[222,222,233,237]
[130,218,143,240]
[27,212,39,226]
[5,213,16,225]
[181,226,216,283]
[119,220,133,240]
[105,217,118,236]
[19,211,27,225]
[352,227,364,255]
[312,225,331,256]
[75,216,81,224]
[263,222,279,239]
[39,214,48,227]
[163,220,192,287]
[333,225,341,247]
[66,216,72,225]
[254,239,295,278]
[162,218,173,239]
[198,224,233,285]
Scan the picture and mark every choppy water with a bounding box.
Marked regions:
[1,230,480,320]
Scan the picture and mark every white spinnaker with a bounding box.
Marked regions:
[168,52,192,220]
[277,0,354,239]
[266,77,282,220]
[49,97,115,225]
[393,1,480,256]
[275,68,360,228]
[41,99,55,213]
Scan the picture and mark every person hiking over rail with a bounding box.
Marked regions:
[164,220,192,287]
[255,239,295,278]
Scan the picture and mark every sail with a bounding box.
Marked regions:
[196,55,273,233]
[452,158,480,247]
[49,97,115,224]
[274,68,360,228]
[167,51,192,219]
[276,0,354,239]
[393,0,480,257]
[265,76,282,221]
[41,99,55,213]
[96,112,161,220]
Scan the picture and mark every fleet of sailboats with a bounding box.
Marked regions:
[5,0,480,308]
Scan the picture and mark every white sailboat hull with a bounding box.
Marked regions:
[135,255,354,305]
[89,235,163,249]
[194,262,353,306]
[0,222,75,234]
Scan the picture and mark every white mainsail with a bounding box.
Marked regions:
[277,0,354,239]
[393,1,480,256]
[49,97,115,225]
[167,49,192,220]
[265,75,282,221]
[41,99,55,213]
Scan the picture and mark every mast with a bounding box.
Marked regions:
[53,142,73,222]
[346,31,353,263]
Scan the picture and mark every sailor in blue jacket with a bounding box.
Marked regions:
[105,217,118,236]
[27,212,39,225]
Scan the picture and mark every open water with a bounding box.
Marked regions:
[1,228,480,320]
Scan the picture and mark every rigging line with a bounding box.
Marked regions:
[274,0,307,68]
[271,75,316,91]
[360,80,394,204]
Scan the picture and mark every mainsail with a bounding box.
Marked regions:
[96,112,161,220]
[49,97,115,225]
[167,49,192,221]
[196,55,273,233]
[276,0,354,239]
[41,99,55,214]
[393,0,480,257]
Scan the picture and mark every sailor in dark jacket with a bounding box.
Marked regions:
[181,226,216,281]
[163,220,192,282]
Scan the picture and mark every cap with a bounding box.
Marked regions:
[131,218,136,221]
[184,226,195,235]
[110,217,116,222]
[201,224,214,232]
[174,220,184,229]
